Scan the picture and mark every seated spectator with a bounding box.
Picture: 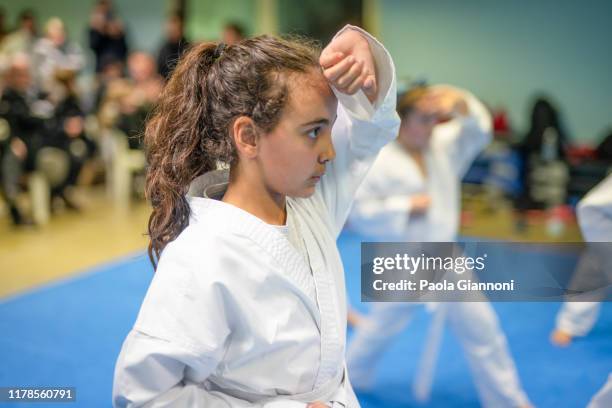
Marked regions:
[32,17,85,101]
[92,53,124,112]
[0,54,44,225]
[116,52,162,150]
[47,70,96,209]
[96,77,131,131]
[0,9,38,73]
[515,97,569,211]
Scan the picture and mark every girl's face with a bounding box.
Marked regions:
[257,70,338,198]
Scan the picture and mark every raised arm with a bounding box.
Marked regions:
[316,25,400,237]
[430,85,492,177]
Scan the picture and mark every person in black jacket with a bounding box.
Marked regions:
[156,14,189,80]
[47,71,95,209]
[0,54,44,225]
[88,0,128,73]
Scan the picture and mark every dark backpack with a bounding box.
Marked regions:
[595,129,612,161]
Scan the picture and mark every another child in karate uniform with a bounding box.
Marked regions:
[113,26,400,407]
[549,174,612,407]
[346,84,531,408]
[551,173,612,347]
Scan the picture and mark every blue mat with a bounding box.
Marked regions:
[0,253,153,408]
[0,233,610,408]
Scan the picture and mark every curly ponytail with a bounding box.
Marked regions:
[144,36,320,268]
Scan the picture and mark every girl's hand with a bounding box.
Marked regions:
[306,402,331,408]
[420,87,468,121]
[319,29,378,104]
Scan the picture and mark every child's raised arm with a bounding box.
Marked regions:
[316,25,401,237]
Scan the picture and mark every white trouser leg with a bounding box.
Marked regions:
[447,302,530,408]
[346,302,420,389]
[555,301,601,337]
[588,374,612,408]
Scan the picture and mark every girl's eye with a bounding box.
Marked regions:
[306,127,321,139]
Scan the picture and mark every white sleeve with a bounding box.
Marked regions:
[577,174,612,242]
[431,86,492,177]
[317,25,401,237]
[349,194,412,238]
[348,157,413,237]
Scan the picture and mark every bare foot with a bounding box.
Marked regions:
[347,310,364,328]
[550,329,573,347]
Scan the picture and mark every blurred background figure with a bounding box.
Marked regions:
[0,51,94,221]
[46,69,96,210]
[550,173,612,408]
[88,0,128,74]
[156,13,189,80]
[0,9,38,73]
[550,173,612,347]
[116,51,162,150]
[92,53,124,112]
[515,97,570,213]
[32,17,85,101]
[0,53,43,225]
[346,84,531,408]
[221,21,245,45]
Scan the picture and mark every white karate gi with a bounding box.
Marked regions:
[112,26,401,408]
[556,174,612,408]
[346,87,530,407]
[555,173,612,337]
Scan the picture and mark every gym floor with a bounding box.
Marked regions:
[0,188,149,299]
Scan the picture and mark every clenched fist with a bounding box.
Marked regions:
[320,28,378,103]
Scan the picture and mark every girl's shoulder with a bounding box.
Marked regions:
[158,197,287,276]
[155,211,276,294]
[165,197,263,257]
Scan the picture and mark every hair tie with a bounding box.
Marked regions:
[213,43,226,61]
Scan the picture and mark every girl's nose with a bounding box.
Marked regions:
[318,134,336,164]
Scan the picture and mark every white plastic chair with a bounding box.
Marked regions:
[105,128,145,209]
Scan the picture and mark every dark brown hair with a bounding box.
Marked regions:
[144,36,320,267]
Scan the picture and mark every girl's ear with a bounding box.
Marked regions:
[232,116,260,159]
